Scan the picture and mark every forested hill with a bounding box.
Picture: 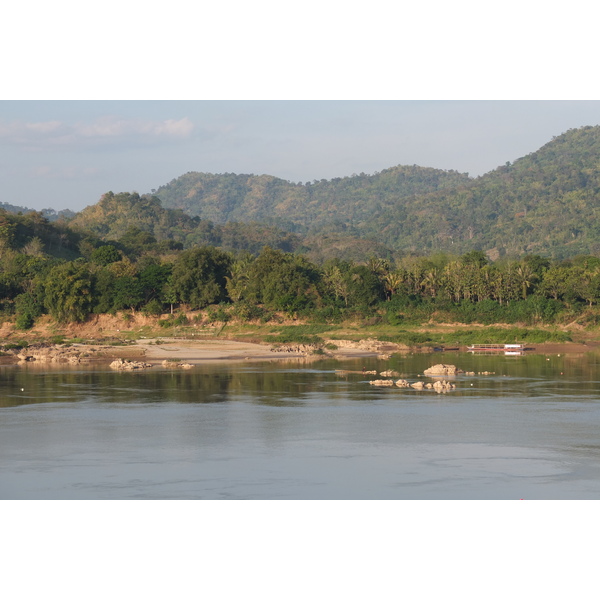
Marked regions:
[154,165,471,231]
[154,126,600,259]
[369,125,600,258]
[68,191,303,255]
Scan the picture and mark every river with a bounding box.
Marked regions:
[2,351,600,499]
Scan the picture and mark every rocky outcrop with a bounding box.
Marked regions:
[367,376,457,392]
[325,338,408,354]
[161,360,193,369]
[14,343,96,364]
[369,379,395,386]
[432,379,455,392]
[380,370,400,377]
[423,364,460,376]
[270,344,319,355]
[109,358,153,370]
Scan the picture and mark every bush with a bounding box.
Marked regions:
[14,292,43,330]
[174,313,189,326]
[141,299,164,317]
[232,301,268,322]
[305,305,344,323]
[15,312,35,330]
[205,305,231,323]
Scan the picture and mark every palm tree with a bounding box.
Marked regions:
[225,256,253,303]
[383,270,404,300]
[420,268,440,298]
[516,263,535,300]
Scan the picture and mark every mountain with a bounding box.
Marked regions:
[154,126,600,259]
[154,166,471,232]
[68,191,305,255]
[368,126,600,258]
[0,201,75,222]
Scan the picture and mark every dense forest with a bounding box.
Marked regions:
[1,201,600,334]
[155,126,600,259]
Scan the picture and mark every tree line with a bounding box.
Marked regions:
[4,232,600,329]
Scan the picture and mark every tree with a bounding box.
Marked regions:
[324,264,350,306]
[383,270,404,300]
[347,265,384,307]
[112,276,144,312]
[168,246,232,309]
[245,247,321,312]
[43,262,93,323]
[91,244,121,266]
[139,263,172,303]
[225,254,253,303]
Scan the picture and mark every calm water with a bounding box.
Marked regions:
[2,352,600,499]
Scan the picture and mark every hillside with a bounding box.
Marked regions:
[368,126,600,258]
[0,201,75,222]
[68,191,305,255]
[154,126,600,259]
[154,166,471,232]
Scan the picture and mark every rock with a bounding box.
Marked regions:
[380,370,400,377]
[423,364,459,376]
[324,338,409,353]
[162,360,193,369]
[395,379,410,388]
[15,343,91,364]
[433,379,456,393]
[411,381,425,389]
[369,379,395,386]
[110,358,153,370]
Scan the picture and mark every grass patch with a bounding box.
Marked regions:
[266,333,323,345]
[376,327,572,346]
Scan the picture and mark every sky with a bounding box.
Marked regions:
[3,2,600,213]
[2,100,600,212]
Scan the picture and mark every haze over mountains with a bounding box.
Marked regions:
[6,125,600,261]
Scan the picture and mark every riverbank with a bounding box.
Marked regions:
[132,338,600,364]
[2,311,600,366]
[1,336,598,368]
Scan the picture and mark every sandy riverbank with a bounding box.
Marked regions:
[2,337,598,368]
[133,338,383,364]
[130,338,600,364]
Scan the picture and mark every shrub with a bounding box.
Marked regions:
[15,312,35,330]
[232,301,268,322]
[174,313,189,326]
[141,299,164,317]
[205,305,231,323]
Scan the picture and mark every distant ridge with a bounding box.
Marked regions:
[154,165,471,232]
[0,201,75,222]
[155,126,600,258]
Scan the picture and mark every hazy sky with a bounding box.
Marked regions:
[2,100,600,212]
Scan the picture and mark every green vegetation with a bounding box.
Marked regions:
[68,191,302,256]
[3,126,600,344]
[154,126,600,259]
[0,227,596,339]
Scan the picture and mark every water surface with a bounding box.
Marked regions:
[2,352,600,499]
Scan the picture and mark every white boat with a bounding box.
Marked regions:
[467,343,527,353]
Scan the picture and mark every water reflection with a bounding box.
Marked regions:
[3,351,600,499]
[3,351,600,409]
